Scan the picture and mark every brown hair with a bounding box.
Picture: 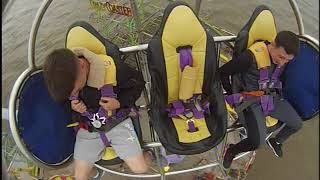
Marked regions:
[43,48,78,102]
[275,31,300,56]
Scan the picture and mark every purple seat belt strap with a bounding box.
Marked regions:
[179,48,192,71]
[258,68,269,89]
[270,65,282,89]
[260,95,274,115]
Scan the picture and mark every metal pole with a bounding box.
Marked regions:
[288,0,305,35]
[119,36,237,53]
[2,158,9,180]
[2,0,15,21]
[130,1,166,179]
[194,0,202,15]
[28,0,53,69]
[129,0,143,43]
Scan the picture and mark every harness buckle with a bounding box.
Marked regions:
[194,99,203,112]
[268,81,274,88]
[187,119,198,132]
[258,79,269,90]
[185,111,194,118]
[90,112,107,128]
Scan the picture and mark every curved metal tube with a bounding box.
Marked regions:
[300,34,319,50]
[95,161,218,178]
[95,151,252,178]
[28,0,53,69]
[119,36,236,53]
[288,0,305,35]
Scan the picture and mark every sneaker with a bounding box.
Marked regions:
[91,168,105,180]
[223,145,236,169]
[267,138,283,158]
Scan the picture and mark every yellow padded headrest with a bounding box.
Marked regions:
[162,5,206,103]
[66,26,106,55]
[162,5,206,51]
[247,10,277,48]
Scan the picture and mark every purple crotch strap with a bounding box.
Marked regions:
[179,48,193,71]
[270,65,282,89]
[160,147,185,164]
[225,93,242,107]
[167,101,185,117]
[259,68,269,89]
[187,119,198,132]
[99,131,110,147]
[201,100,210,114]
[260,95,274,115]
[192,107,204,119]
[191,100,204,119]
[165,154,185,164]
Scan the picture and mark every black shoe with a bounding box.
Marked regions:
[223,145,236,169]
[267,138,283,158]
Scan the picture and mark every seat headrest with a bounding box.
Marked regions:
[234,5,277,56]
[66,21,106,55]
[65,21,122,71]
[157,2,208,102]
[161,3,206,51]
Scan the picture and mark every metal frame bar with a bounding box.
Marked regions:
[119,36,237,54]
[27,0,53,69]
[194,0,202,15]
[299,34,319,50]
[288,0,305,35]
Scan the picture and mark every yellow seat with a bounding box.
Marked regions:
[147,1,227,155]
[232,5,279,127]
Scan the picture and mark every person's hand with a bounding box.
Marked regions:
[71,100,87,114]
[99,97,120,111]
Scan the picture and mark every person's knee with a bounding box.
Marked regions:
[289,117,303,131]
[75,173,87,180]
[296,120,303,130]
[129,162,149,174]
[74,160,94,180]
[124,154,149,174]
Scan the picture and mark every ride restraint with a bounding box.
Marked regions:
[68,50,139,147]
[225,42,281,126]
[165,47,211,133]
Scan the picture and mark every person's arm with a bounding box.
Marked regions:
[115,63,146,108]
[217,50,254,94]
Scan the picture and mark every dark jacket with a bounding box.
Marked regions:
[72,62,145,123]
[218,41,282,94]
